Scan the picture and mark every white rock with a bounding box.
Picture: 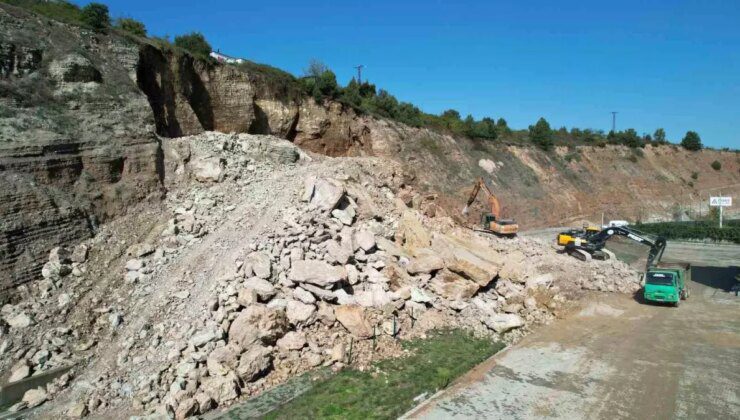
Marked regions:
[410,288,433,303]
[244,277,276,301]
[288,260,347,287]
[324,240,351,265]
[9,360,30,382]
[191,330,217,348]
[309,178,345,211]
[4,312,33,329]
[174,290,190,300]
[58,293,71,307]
[191,156,225,183]
[293,287,317,304]
[353,230,376,252]
[331,209,354,226]
[285,300,316,325]
[276,331,307,351]
[247,252,272,279]
[125,259,143,271]
[22,387,47,408]
[484,313,524,333]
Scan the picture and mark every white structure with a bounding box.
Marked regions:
[209,50,244,64]
[710,196,732,228]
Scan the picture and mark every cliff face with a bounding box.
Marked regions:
[0,5,162,289]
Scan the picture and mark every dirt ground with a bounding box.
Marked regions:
[405,259,740,419]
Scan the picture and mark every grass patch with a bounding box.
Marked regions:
[1,0,84,25]
[264,329,503,420]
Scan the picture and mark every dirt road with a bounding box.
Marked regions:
[406,265,740,419]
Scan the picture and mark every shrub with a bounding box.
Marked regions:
[711,160,722,171]
[691,171,698,180]
[174,32,212,59]
[115,17,146,37]
[80,2,110,31]
[681,131,703,151]
[529,117,553,150]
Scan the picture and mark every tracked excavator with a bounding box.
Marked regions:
[557,225,667,270]
[462,177,519,236]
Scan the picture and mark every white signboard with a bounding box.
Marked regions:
[710,196,732,207]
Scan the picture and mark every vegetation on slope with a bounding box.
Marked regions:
[264,330,504,419]
[635,220,740,243]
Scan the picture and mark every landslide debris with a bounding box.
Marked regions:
[0,132,640,419]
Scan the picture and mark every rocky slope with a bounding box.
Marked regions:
[2,2,738,292]
[0,131,642,419]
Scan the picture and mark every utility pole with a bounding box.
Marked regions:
[354,65,364,83]
[611,111,618,132]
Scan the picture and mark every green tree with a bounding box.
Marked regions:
[316,70,339,100]
[653,128,666,144]
[340,78,362,107]
[621,128,643,148]
[475,117,498,139]
[115,17,147,37]
[440,109,463,132]
[81,2,110,31]
[174,32,212,59]
[681,131,703,151]
[529,117,553,150]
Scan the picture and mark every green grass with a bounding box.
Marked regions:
[1,0,84,25]
[264,330,503,420]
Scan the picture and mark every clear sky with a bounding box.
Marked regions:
[89,0,739,148]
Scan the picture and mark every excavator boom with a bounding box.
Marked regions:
[461,177,517,236]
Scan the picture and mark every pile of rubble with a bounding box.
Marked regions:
[0,132,641,419]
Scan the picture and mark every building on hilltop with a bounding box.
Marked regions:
[209,49,245,64]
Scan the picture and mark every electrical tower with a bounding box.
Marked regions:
[611,111,618,132]
[354,65,364,83]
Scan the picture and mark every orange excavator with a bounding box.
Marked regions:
[462,177,519,236]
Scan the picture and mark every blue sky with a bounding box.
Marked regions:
[91,0,739,148]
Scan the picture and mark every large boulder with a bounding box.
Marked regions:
[246,252,272,279]
[484,313,525,333]
[236,345,273,382]
[396,210,432,251]
[352,230,376,252]
[428,269,479,300]
[324,240,352,265]
[276,331,307,351]
[191,156,225,183]
[288,260,347,287]
[243,277,277,301]
[200,372,240,404]
[305,178,345,211]
[285,300,316,325]
[406,251,445,275]
[335,305,373,338]
[228,305,288,348]
[433,235,501,287]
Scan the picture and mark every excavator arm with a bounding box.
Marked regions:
[462,177,500,219]
[571,225,667,270]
